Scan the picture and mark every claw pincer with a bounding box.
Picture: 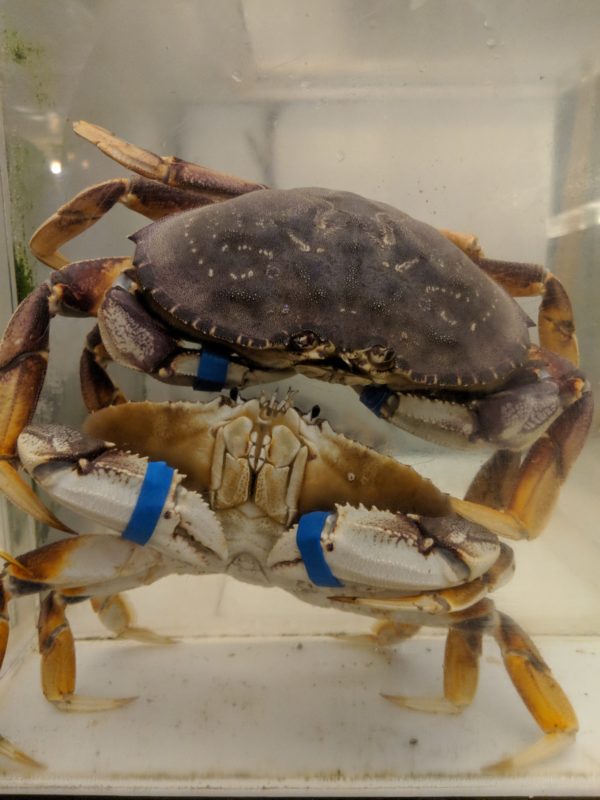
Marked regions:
[269,505,500,593]
[17,424,227,568]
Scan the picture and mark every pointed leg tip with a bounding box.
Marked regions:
[72,120,107,142]
[0,462,73,534]
[0,736,45,770]
[117,627,178,646]
[482,731,576,774]
[450,496,527,540]
[331,632,377,648]
[382,693,463,715]
[51,694,138,713]
[381,692,408,708]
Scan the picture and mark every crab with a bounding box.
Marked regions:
[0,121,593,543]
[0,395,578,772]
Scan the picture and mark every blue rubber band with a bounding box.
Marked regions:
[296,511,343,588]
[360,385,394,417]
[194,347,230,390]
[121,461,175,545]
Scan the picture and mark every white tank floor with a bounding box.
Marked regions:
[0,632,598,795]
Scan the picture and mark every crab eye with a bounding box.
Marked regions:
[368,345,395,366]
[229,387,239,402]
[310,404,320,420]
[290,331,318,350]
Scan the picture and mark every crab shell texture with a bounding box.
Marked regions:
[134,187,531,389]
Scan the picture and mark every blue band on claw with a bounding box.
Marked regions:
[296,511,343,588]
[122,461,175,545]
[194,347,230,390]
[360,385,394,417]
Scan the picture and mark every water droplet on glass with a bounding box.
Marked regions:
[486,38,497,48]
[300,80,311,90]
[336,150,346,162]
[231,70,243,83]
[483,19,491,29]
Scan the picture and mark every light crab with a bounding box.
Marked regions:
[0,121,593,545]
[0,394,578,771]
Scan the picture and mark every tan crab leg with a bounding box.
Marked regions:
[477,258,579,366]
[485,610,578,773]
[0,257,130,526]
[445,248,592,542]
[335,621,421,649]
[30,119,265,277]
[383,621,483,715]
[0,285,71,530]
[0,537,177,767]
[453,389,594,539]
[38,592,136,712]
[382,599,577,772]
[30,177,231,269]
[439,228,579,365]
[80,325,127,412]
[439,228,484,262]
[73,120,266,199]
[91,594,175,645]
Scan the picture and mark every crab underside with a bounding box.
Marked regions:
[0,395,579,773]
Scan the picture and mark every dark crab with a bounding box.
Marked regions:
[0,121,592,540]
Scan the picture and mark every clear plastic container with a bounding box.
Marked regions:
[0,1,599,794]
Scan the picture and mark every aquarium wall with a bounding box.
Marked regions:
[0,0,599,794]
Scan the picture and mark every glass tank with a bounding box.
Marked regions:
[0,0,599,794]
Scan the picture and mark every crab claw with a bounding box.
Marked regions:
[269,505,500,592]
[17,424,228,569]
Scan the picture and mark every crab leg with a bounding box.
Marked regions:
[4,536,180,707]
[31,119,266,268]
[372,349,592,540]
[0,285,66,529]
[80,325,126,412]
[439,229,579,366]
[30,177,233,270]
[452,389,593,539]
[476,258,579,366]
[0,257,131,526]
[0,535,179,767]
[90,594,175,645]
[73,120,266,198]
[38,591,136,712]
[336,620,422,649]
[383,599,577,773]
[382,619,483,715]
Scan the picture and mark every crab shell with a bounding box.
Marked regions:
[133,187,531,390]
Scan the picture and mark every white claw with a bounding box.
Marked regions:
[269,504,499,592]
[18,425,227,570]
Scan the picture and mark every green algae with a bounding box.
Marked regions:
[6,138,38,301]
